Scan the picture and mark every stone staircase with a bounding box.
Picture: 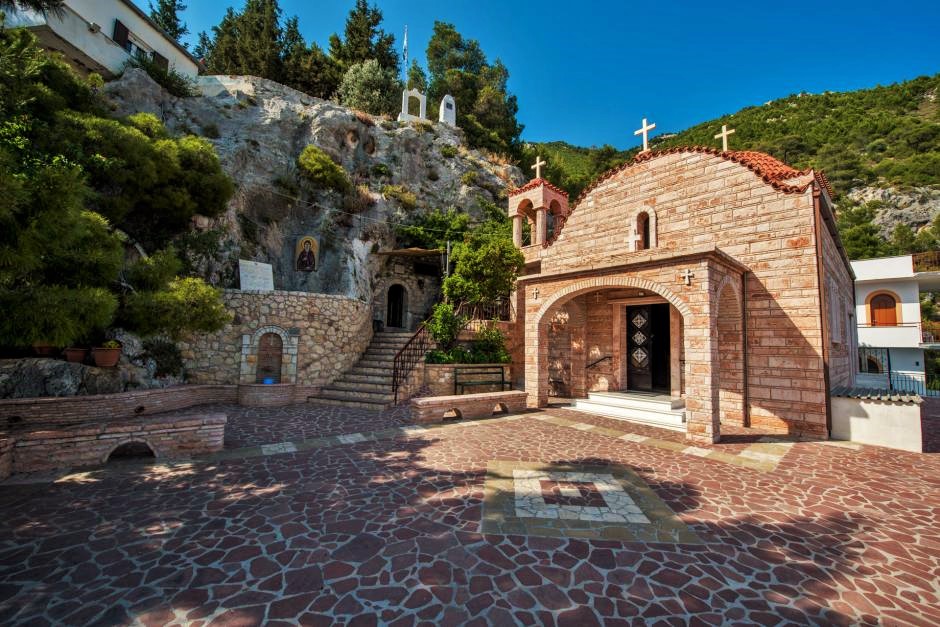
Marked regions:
[308,331,415,410]
[572,391,686,431]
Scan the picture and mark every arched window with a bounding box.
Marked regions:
[636,212,651,250]
[870,293,898,326]
[256,332,283,383]
[546,212,556,240]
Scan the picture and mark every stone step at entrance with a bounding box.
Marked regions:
[571,391,686,432]
[307,331,416,410]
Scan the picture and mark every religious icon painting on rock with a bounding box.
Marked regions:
[295,236,318,272]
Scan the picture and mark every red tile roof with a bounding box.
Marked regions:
[573,146,832,209]
[509,178,569,198]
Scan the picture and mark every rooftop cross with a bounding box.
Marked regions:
[714,124,736,152]
[531,155,546,180]
[633,118,656,153]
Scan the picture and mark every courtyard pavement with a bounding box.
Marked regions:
[1,401,938,626]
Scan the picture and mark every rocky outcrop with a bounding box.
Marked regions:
[104,70,524,299]
[848,185,940,235]
[0,358,176,399]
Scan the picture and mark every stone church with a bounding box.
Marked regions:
[508,147,855,444]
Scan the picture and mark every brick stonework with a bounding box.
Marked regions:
[510,150,855,442]
[0,384,236,428]
[410,390,527,424]
[236,383,297,407]
[11,412,226,473]
[0,437,12,480]
[179,290,372,391]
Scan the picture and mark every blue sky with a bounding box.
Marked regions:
[173,0,940,150]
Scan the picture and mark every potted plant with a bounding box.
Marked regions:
[63,347,89,363]
[92,340,122,368]
[32,342,57,357]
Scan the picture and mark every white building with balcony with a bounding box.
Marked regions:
[852,253,940,394]
[6,0,199,79]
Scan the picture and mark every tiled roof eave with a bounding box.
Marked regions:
[509,178,570,198]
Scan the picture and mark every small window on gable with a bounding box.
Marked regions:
[636,212,650,250]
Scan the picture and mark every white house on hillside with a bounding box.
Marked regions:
[6,0,199,79]
[852,253,940,395]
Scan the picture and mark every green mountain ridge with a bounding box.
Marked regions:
[525,72,940,203]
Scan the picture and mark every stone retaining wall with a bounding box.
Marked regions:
[0,437,13,480]
[424,364,512,397]
[12,413,226,473]
[0,384,236,429]
[237,383,297,407]
[180,290,372,391]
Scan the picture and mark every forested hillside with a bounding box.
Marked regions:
[526,73,940,259]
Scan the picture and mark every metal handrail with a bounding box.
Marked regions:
[586,355,612,369]
[392,324,432,404]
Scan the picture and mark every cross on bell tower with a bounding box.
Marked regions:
[531,155,546,180]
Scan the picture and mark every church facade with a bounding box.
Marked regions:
[508,147,855,444]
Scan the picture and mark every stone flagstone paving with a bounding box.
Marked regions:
[0,401,939,625]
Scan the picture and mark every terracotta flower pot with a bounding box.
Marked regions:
[33,344,57,357]
[63,348,89,364]
[91,347,121,368]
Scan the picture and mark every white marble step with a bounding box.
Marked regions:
[572,394,686,432]
[583,391,685,411]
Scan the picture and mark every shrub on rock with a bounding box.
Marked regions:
[297,145,351,193]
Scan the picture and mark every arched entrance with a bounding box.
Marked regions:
[387,284,406,328]
[532,279,692,407]
[256,332,283,383]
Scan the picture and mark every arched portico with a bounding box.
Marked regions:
[518,256,741,444]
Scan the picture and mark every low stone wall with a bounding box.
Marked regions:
[0,437,13,480]
[180,290,372,391]
[0,384,236,429]
[12,412,226,473]
[411,390,528,424]
[424,364,512,397]
[237,383,296,407]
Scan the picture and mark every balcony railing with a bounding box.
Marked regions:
[913,251,940,272]
[923,321,940,343]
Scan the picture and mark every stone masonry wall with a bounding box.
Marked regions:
[517,151,852,437]
[12,413,226,473]
[820,216,857,388]
[180,290,372,392]
[0,384,236,428]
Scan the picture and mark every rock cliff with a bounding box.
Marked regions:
[105,70,524,301]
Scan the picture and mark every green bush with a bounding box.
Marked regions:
[123,278,230,340]
[460,171,477,186]
[297,145,350,193]
[443,220,524,305]
[372,162,391,177]
[425,302,466,351]
[142,338,184,377]
[440,145,458,158]
[382,184,417,209]
[336,59,401,116]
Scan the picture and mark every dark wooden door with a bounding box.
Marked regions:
[256,333,283,383]
[627,306,653,391]
[387,285,405,328]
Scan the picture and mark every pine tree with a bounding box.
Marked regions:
[203,0,283,80]
[407,59,426,91]
[149,0,188,43]
[329,0,399,74]
[281,16,340,99]
[425,22,522,157]
[0,0,63,14]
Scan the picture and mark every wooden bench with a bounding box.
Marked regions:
[410,390,527,424]
[453,366,512,395]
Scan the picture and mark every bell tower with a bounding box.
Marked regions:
[507,156,569,248]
